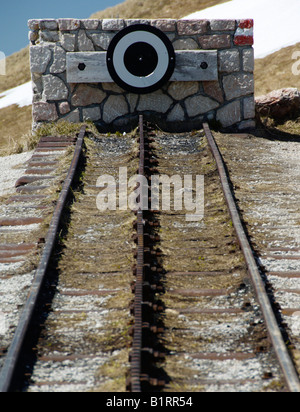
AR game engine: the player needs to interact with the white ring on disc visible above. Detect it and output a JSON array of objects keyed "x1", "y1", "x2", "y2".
[{"x1": 112, "y1": 31, "x2": 170, "y2": 88}]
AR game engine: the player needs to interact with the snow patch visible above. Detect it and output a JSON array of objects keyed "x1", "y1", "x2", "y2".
[
  {"x1": 184, "y1": 0, "x2": 300, "y2": 58},
  {"x1": 0, "y1": 81, "x2": 32, "y2": 110}
]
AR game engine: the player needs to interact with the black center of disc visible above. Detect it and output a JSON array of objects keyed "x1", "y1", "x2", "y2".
[{"x1": 124, "y1": 42, "x2": 159, "y2": 77}]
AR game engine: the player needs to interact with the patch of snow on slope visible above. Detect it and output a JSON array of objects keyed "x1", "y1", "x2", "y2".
[
  {"x1": 0, "y1": 81, "x2": 32, "y2": 110},
  {"x1": 184, "y1": 0, "x2": 300, "y2": 58}
]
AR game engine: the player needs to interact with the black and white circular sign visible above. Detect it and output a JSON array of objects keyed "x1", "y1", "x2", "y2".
[{"x1": 107, "y1": 24, "x2": 176, "y2": 94}]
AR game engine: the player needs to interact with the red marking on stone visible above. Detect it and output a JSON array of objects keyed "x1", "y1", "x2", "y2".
[
  {"x1": 234, "y1": 35, "x2": 254, "y2": 46},
  {"x1": 239, "y1": 19, "x2": 254, "y2": 29}
]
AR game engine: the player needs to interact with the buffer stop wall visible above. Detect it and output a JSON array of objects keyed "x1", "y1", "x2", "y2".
[{"x1": 28, "y1": 18, "x2": 255, "y2": 132}]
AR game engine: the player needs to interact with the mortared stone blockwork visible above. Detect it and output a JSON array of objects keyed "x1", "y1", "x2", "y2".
[{"x1": 28, "y1": 18, "x2": 255, "y2": 132}]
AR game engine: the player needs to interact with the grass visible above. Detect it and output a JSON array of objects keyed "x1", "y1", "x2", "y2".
[
  {"x1": 0, "y1": 116, "x2": 103, "y2": 156},
  {"x1": 34, "y1": 120, "x2": 105, "y2": 139},
  {"x1": 0, "y1": 47, "x2": 31, "y2": 94},
  {"x1": 255, "y1": 42, "x2": 300, "y2": 96},
  {"x1": 90, "y1": 0, "x2": 228, "y2": 19},
  {"x1": 0, "y1": 105, "x2": 32, "y2": 155}
]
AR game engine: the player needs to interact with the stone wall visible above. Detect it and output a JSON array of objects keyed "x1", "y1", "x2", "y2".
[{"x1": 28, "y1": 18, "x2": 255, "y2": 132}]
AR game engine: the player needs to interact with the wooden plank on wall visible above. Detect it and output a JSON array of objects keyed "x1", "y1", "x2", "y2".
[
  {"x1": 67, "y1": 52, "x2": 112, "y2": 83},
  {"x1": 171, "y1": 50, "x2": 218, "y2": 81},
  {"x1": 66, "y1": 50, "x2": 218, "y2": 83}
]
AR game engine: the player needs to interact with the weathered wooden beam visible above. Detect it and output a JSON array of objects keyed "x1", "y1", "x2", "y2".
[
  {"x1": 172, "y1": 50, "x2": 218, "y2": 81},
  {"x1": 67, "y1": 52, "x2": 111, "y2": 83},
  {"x1": 66, "y1": 50, "x2": 218, "y2": 83}
]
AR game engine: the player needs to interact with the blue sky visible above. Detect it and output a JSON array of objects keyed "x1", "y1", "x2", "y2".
[{"x1": 1, "y1": 0, "x2": 121, "y2": 56}]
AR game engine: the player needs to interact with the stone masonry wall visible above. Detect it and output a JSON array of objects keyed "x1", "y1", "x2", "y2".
[{"x1": 28, "y1": 18, "x2": 255, "y2": 132}]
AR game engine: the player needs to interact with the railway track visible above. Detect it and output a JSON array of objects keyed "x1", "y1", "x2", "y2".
[{"x1": 0, "y1": 118, "x2": 299, "y2": 392}]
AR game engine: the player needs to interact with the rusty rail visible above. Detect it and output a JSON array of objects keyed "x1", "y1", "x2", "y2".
[
  {"x1": 203, "y1": 122, "x2": 300, "y2": 393},
  {"x1": 0, "y1": 125, "x2": 86, "y2": 392}
]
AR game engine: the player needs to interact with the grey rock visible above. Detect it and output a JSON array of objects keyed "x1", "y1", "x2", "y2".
[
  {"x1": 243, "y1": 96, "x2": 255, "y2": 120},
  {"x1": 223, "y1": 73, "x2": 254, "y2": 100},
  {"x1": 168, "y1": 82, "x2": 199, "y2": 101},
  {"x1": 50, "y1": 46, "x2": 66, "y2": 74},
  {"x1": 219, "y1": 50, "x2": 240, "y2": 73},
  {"x1": 243, "y1": 49, "x2": 254, "y2": 72},
  {"x1": 255, "y1": 88, "x2": 300, "y2": 120},
  {"x1": 167, "y1": 104, "x2": 185, "y2": 122},
  {"x1": 33, "y1": 102, "x2": 58, "y2": 122},
  {"x1": 216, "y1": 100, "x2": 241, "y2": 127},
  {"x1": 58, "y1": 19, "x2": 80, "y2": 31},
  {"x1": 28, "y1": 20, "x2": 40, "y2": 30},
  {"x1": 30, "y1": 45, "x2": 52, "y2": 74},
  {"x1": 90, "y1": 33, "x2": 115, "y2": 50},
  {"x1": 185, "y1": 95, "x2": 219, "y2": 117},
  {"x1": 210, "y1": 19, "x2": 236, "y2": 31},
  {"x1": 62, "y1": 109, "x2": 80, "y2": 123},
  {"x1": 59, "y1": 101, "x2": 71, "y2": 115},
  {"x1": 43, "y1": 75, "x2": 69, "y2": 101},
  {"x1": 137, "y1": 91, "x2": 172, "y2": 113},
  {"x1": 40, "y1": 20, "x2": 58, "y2": 30},
  {"x1": 61, "y1": 33, "x2": 76, "y2": 52},
  {"x1": 82, "y1": 107, "x2": 101, "y2": 122},
  {"x1": 40, "y1": 30, "x2": 59, "y2": 43},
  {"x1": 78, "y1": 30, "x2": 94, "y2": 52},
  {"x1": 103, "y1": 95, "x2": 128, "y2": 123},
  {"x1": 173, "y1": 38, "x2": 199, "y2": 50},
  {"x1": 102, "y1": 19, "x2": 125, "y2": 31},
  {"x1": 28, "y1": 31, "x2": 39, "y2": 44},
  {"x1": 81, "y1": 19, "x2": 100, "y2": 30}
]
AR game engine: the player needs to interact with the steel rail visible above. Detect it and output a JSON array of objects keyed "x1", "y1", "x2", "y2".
[
  {"x1": 203, "y1": 122, "x2": 300, "y2": 393},
  {"x1": 0, "y1": 125, "x2": 86, "y2": 392}
]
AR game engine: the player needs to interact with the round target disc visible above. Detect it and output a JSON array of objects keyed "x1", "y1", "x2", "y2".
[{"x1": 107, "y1": 24, "x2": 176, "y2": 94}]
